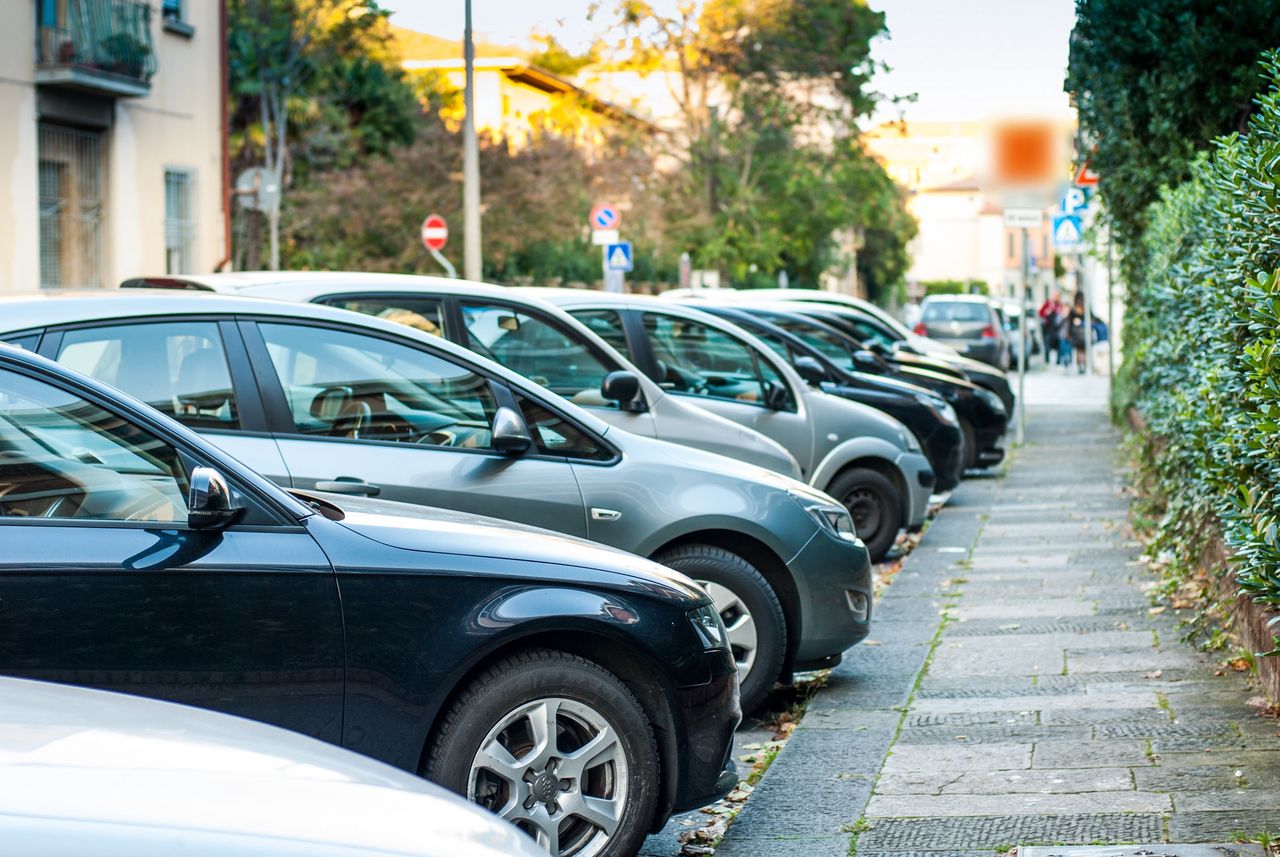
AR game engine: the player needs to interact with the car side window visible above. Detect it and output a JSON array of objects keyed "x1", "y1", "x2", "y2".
[
  {"x1": 3, "y1": 334, "x2": 39, "y2": 351},
  {"x1": 258, "y1": 323, "x2": 498, "y2": 450},
  {"x1": 317, "y1": 296, "x2": 446, "y2": 337},
  {"x1": 0, "y1": 367, "x2": 188, "y2": 523},
  {"x1": 847, "y1": 317, "x2": 897, "y2": 349},
  {"x1": 517, "y1": 396, "x2": 612, "y2": 462},
  {"x1": 55, "y1": 322, "x2": 240, "y2": 431},
  {"x1": 460, "y1": 304, "x2": 616, "y2": 406},
  {"x1": 641, "y1": 312, "x2": 794, "y2": 410},
  {"x1": 569, "y1": 309, "x2": 631, "y2": 357}
]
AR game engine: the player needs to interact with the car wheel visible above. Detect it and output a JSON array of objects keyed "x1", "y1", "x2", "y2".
[
  {"x1": 425, "y1": 649, "x2": 658, "y2": 857},
  {"x1": 828, "y1": 467, "x2": 902, "y2": 563},
  {"x1": 654, "y1": 544, "x2": 785, "y2": 714},
  {"x1": 960, "y1": 417, "x2": 978, "y2": 471}
]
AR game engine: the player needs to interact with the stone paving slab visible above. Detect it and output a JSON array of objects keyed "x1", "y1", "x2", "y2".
[
  {"x1": 865, "y1": 790, "x2": 1173, "y2": 818},
  {"x1": 857, "y1": 813, "x2": 1166, "y2": 850},
  {"x1": 875, "y1": 767, "x2": 1135, "y2": 795},
  {"x1": 1021, "y1": 846, "x2": 1266, "y2": 857}
]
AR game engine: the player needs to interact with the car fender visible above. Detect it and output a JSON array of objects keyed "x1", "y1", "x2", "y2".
[
  {"x1": 630, "y1": 512, "x2": 807, "y2": 567},
  {"x1": 808, "y1": 436, "x2": 908, "y2": 495}
]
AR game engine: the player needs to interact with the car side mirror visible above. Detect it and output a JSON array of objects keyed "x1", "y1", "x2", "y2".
[
  {"x1": 188, "y1": 467, "x2": 244, "y2": 531},
  {"x1": 491, "y1": 405, "x2": 533, "y2": 455},
  {"x1": 792, "y1": 356, "x2": 827, "y2": 387},
  {"x1": 600, "y1": 370, "x2": 644, "y2": 411},
  {"x1": 762, "y1": 380, "x2": 789, "y2": 411},
  {"x1": 853, "y1": 350, "x2": 881, "y2": 370},
  {"x1": 867, "y1": 341, "x2": 892, "y2": 357}
]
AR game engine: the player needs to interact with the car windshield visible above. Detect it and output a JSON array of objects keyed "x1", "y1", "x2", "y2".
[
  {"x1": 922, "y1": 302, "x2": 990, "y2": 323},
  {"x1": 768, "y1": 318, "x2": 856, "y2": 371}
]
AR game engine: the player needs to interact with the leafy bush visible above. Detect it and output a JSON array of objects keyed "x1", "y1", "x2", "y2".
[
  {"x1": 1122, "y1": 54, "x2": 1280, "y2": 654},
  {"x1": 921, "y1": 279, "x2": 988, "y2": 297}
]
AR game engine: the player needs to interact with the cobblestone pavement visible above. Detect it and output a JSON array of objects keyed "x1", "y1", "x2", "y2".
[{"x1": 707, "y1": 377, "x2": 1280, "y2": 857}]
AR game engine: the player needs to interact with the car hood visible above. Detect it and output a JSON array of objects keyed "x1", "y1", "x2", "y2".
[
  {"x1": 0, "y1": 677, "x2": 542, "y2": 857},
  {"x1": 304, "y1": 492, "x2": 707, "y2": 603}
]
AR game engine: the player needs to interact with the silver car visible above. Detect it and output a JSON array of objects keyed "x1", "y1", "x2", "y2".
[
  {"x1": 0, "y1": 292, "x2": 870, "y2": 713},
  {"x1": 532, "y1": 291, "x2": 935, "y2": 562},
  {"x1": 121, "y1": 273, "x2": 802, "y2": 479},
  {"x1": 0, "y1": 677, "x2": 544, "y2": 857}
]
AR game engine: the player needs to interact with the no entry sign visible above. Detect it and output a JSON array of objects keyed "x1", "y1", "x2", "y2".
[
  {"x1": 589, "y1": 203, "x2": 620, "y2": 231},
  {"x1": 421, "y1": 214, "x2": 448, "y2": 251}
]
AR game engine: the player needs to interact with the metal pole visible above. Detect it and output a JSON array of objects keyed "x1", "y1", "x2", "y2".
[
  {"x1": 430, "y1": 248, "x2": 457, "y2": 279},
  {"x1": 1081, "y1": 253, "x2": 1094, "y2": 375},
  {"x1": 1017, "y1": 226, "x2": 1028, "y2": 445},
  {"x1": 462, "y1": 0, "x2": 482, "y2": 281},
  {"x1": 1106, "y1": 232, "x2": 1116, "y2": 390}
]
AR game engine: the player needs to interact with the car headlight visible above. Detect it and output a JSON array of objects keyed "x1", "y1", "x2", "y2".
[
  {"x1": 688, "y1": 603, "x2": 730, "y2": 650},
  {"x1": 915, "y1": 393, "x2": 959, "y2": 427},
  {"x1": 898, "y1": 426, "x2": 922, "y2": 453},
  {"x1": 974, "y1": 387, "x2": 1006, "y2": 416},
  {"x1": 805, "y1": 502, "x2": 859, "y2": 542}
]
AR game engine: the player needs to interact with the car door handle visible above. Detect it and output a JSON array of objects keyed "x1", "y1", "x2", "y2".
[
  {"x1": 590, "y1": 508, "x2": 622, "y2": 521},
  {"x1": 314, "y1": 478, "x2": 381, "y2": 497}
]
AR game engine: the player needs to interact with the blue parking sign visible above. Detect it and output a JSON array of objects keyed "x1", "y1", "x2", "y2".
[{"x1": 606, "y1": 242, "x2": 633, "y2": 272}]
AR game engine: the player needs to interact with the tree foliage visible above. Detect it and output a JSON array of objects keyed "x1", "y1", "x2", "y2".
[
  {"x1": 1120, "y1": 54, "x2": 1280, "y2": 655},
  {"x1": 1065, "y1": 0, "x2": 1280, "y2": 265}
]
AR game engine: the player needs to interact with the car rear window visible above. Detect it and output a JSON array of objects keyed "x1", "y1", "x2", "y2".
[{"x1": 922, "y1": 302, "x2": 990, "y2": 323}]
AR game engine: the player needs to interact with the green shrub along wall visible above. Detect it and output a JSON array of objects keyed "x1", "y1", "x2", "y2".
[{"x1": 1118, "y1": 55, "x2": 1280, "y2": 659}]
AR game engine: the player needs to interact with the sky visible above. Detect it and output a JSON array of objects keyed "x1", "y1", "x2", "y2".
[{"x1": 389, "y1": 0, "x2": 1077, "y2": 124}]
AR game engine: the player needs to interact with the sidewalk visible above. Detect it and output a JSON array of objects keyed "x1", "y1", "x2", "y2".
[{"x1": 713, "y1": 372, "x2": 1280, "y2": 856}]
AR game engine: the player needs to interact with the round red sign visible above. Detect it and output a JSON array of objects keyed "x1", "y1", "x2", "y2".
[{"x1": 421, "y1": 214, "x2": 448, "y2": 251}]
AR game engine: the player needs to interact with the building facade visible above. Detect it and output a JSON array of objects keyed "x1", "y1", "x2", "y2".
[{"x1": 0, "y1": 0, "x2": 225, "y2": 293}]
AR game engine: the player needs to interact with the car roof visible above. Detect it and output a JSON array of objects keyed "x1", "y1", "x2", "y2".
[
  {"x1": 0, "y1": 291, "x2": 613, "y2": 436},
  {"x1": 920, "y1": 294, "x2": 993, "y2": 304},
  {"x1": 122, "y1": 271, "x2": 467, "y2": 292},
  {"x1": 0, "y1": 677, "x2": 539, "y2": 856}
]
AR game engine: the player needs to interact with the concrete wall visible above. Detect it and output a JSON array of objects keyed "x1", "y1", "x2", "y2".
[{"x1": 0, "y1": 3, "x2": 224, "y2": 293}]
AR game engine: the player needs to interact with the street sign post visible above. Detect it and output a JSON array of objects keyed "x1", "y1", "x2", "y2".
[
  {"x1": 590, "y1": 203, "x2": 624, "y2": 292},
  {"x1": 1074, "y1": 160, "x2": 1100, "y2": 187},
  {"x1": 591, "y1": 229, "x2": 619, "y2": 246},
  {"x1": 420, "y1": 214, "x2": 456, "y2": 278},
  {"x1": 1003, "y1": 208, "x2": 1043, "y2": 229},
  {"x1": 589, "y1": 203, "x2": 621, "y2": 231},
  {"x1": 605, "y1": 242, "x2": 633, "y2": 272},
  {"x1": 1052, "y1": 214, "x2": 1084, "y2": 254}
]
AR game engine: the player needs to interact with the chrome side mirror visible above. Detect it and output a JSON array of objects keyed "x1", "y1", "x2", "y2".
[
  {"x1": 188, "y1": 467, "x2": 244, "y2": 531},
  {"x1": 491, "y1": 406, "x2": 533, "y2": 455}
]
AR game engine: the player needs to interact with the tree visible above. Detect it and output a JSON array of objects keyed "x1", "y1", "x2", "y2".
[
  {"x1": 1065, "y1": 0, "x2": 1280, "y2": 267},
  {"x1": 228, "y1": 0, "x2": 416, "y2": 269}
]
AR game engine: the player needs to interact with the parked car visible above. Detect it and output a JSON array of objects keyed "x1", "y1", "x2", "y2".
[
  {"x1": 914, "y1": 295, "x2": 1012, "y2": 371},
  {"x1": 0, "y1": 676, "x2": 545, "y2": 857},
  {"x1": 768, "y1": 300, "x2": 1017, "y2": 415},
  {"x1": 717, "y1": 305, "x2": 1008, "y2": 471},
  {"x1": 688, "y1": 303, "x2": 966, "y2": 492},
  {"x1": 0, "y1": 292, "x2": 870, "y2": 713},
  {"x1": 529, "y1": 291, "x2": 936, "y2": 562},
  {"x1": 120, "y1": 273, "x2": 802, "y2": 479},
  {"x1": 0, "y1": 341, "x2": 742, "y2": 857},
  {"x1": 663, "y1": 287, "x2": 962, "y2": 360}
]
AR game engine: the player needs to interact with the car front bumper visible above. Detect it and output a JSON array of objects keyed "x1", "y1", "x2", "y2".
[
  {"x1": 668, "y1": 649, "x2": 741, "y2": 815},
  {"x1": 922, "y1": 423, "x2": 964, "y2": 492},
  {"x1": 897, "y1": 451, "x2": 934, "y2": 529},
  {"x1": 788, "y1": 530, "x2": 873, "y2": 664}
]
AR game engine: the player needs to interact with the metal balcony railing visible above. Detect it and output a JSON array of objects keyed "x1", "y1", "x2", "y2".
[{"x1": 36, "y1": 0, "x2": 157, "y2": 96}]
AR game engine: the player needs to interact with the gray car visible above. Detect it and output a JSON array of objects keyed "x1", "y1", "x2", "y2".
[
  {"x1": 0, "y1": 677, "x2": 543, "y2": 857},
  {"x1": 0, "y1": 292, "x2": 869, "y2": 712},
  {"x1": 530, "y1": 291, "x2": 935, "y2": 562},
  {"x1": 916, "y1": 295, "x2": 1012, "y2": 370},
  {"x1": 121, "y1": 273, "x2": 802, "y2": 479}
]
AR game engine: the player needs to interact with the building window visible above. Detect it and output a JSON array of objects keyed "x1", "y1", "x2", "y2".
[
  {"x1": 165, "y1": 170, "x2": 195, "y2": 274},
  {"x1": 162, "y1": 0, "x2": 183, "y2": 21},
  {"x1": 38, "y1": 123, "x2": 104, "y2": 289}
]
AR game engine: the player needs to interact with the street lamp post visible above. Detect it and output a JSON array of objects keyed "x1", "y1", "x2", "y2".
[{"x1": 462, "y1": 0, "x2": 481, "y2": 281}]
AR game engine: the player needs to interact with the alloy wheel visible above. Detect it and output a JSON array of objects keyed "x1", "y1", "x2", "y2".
[
  {"x1": 844, "y1": 486, "x2": 884, "y2": 543},
  {"x1": 468, "y1": 697, "x2": 627, "y2": 857},
  {"x1": 698, "y1": 580, "x2": 759, "y2": 684}
]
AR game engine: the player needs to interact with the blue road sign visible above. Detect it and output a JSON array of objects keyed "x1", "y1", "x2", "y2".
[
  {"x1": 1057, "y1": 185, "x2": 1091, "y2": 216},
  {"x1": 605, "y1": 242, "x2": 633, "y2": 272},
  {"x1": 1052, "y1": 214, "x2": 1084, "y2": 252}
]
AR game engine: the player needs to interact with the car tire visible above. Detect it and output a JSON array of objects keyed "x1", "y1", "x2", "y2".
[
  {"x1": 828, "y1": 467, "x2": 902, "y2": 563},
  {"x1": 960, "y1": 417, "x2": 978, "y2": 471},
  {"x1": 425, "y1": 649, "x2": 658, "y2": 857},
  {"x1": 654, "y1": 544, "x2": 785, "y2": 714}
]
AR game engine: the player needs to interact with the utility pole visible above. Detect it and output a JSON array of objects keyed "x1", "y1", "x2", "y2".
[
  {"x1": 1106, "y1": 231, "x2": 1116, "y2": 390},
  {"x1": 1081, "y1": 253, "x2": 1093, "y2": 375},
  {"x1": 462, "y1": 0, "x2": 482, "y2": 281},
  {"x1": 1017, "y1": 226, "x2": 1028, "y2": 445}
]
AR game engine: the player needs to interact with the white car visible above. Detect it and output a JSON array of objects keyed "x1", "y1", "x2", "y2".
[{"x1": 0, "y1": 677, "x2": 543, "y2": 857}]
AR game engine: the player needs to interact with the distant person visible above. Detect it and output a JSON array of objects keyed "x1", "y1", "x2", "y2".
[
  {"x1": 1038, "y1": 293, "x2": 1063, "y2": 365},
  {"x1": 1068, "y1": 292, "x2": 1088, "y2": 374}
]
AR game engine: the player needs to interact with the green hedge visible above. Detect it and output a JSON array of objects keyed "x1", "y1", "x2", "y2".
[
  {"x1": 1119, "y1": 54, "x2": 1280, "y2": 654},
  {"x1": 920, "y1": 279, "x2": 988, "y2": 296}
]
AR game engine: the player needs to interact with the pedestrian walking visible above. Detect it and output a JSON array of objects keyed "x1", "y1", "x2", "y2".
[
  {"x1": 1039, "y1": 293, "x2": 1062, "y2": 366},
  {"x1": 1069, "y1": 291, "x2": 1088, "y2": 374}
]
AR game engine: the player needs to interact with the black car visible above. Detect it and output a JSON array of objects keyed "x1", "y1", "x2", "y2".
[
  {"x1": 694, "y1": 305, "x2": 966, "y2": 492},
  {"x1": 788, "y1": 303, "x2": 1017, "y2": 415},
  {"x1": 724, "y1": 306, "x2": 1007, "y2": 471},
  {"x1": 0, "y1": 343, "x2": 740, "y2": 857}
]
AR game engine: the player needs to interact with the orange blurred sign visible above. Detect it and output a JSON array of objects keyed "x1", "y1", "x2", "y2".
[
  {"x1": 1074, "y1": 160, "x2": 1100, "y2": 187},
  {"x1": 993, "y1": 122, "x2": 1058, "y2": 185}
]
